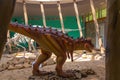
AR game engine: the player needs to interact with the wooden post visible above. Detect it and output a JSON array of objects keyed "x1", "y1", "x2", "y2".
[
  {"x1": 23, "y1": 0, "x2": 28, "y2": 25},
  {"x1": 98, "y1": 9, "x2": 100, "y2": 18},
  {"x1": 40, "y1": 2, "x2": 46, "y2": 27},
  {"x1": 106, "y1": 0, "x2": 120, "y2": 80},
  {"x1": 87, "y1": 13, "x2": 90, "y2": 22},
  {"x1": 7, "y1": 30, "x2": 12, "y2": 53},
  {"x1": 100, "y1": 8, "x2": 102, "y2": 18},
  {"x1": 73, "y1": 0, "x2": 83, "y2": 37},
  {"x1": 90, "y1": 0, "x2": 104, "y2": 53},
  {"x1": 0, "y1": 0, "x2": 16, "y2": 59},
  {"x1": 57, "y1": 1, "x2": 65, "y2": 33},
  {"x1": 91, "y1": 13, "x2": 93, "y2": 21},
  {"x1": 23, "y1": 0, "x2": 32, "y2": 52}
]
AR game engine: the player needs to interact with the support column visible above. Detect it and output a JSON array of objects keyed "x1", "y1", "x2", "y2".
[
  {"x1": 23, "y1": 0, "x2": 32, "y2": 52},
  {"x1": 23, "y1": 0, "x2": 28, "y2": 25},
  {"x1": 98, "y1": 9, "x2": 100, "y2": 18},
  {"x1": 57, "y1": 1, "x2": 65, "y2": 33},
  {"x1": 90, "y1": 0, "x2": 104, "y2": 53},
  {"x1": 40, "y1": 2, "x2": 46, "y2": 27},
  {"x1": 100, "y1": 8, "x2": 103, "y2": 18},
  {"x1": 106, "y1": 0, "x2": 120, "y2": 79},
  {"x1": 0, "y1": 0, "x2": 16, "y2": 59},
  {"x1": 73, "y1": 0, "x2": 83, "y2": 37},
  {"x1": 7, "y1": 30, "x2": 12, "y2": 53}
]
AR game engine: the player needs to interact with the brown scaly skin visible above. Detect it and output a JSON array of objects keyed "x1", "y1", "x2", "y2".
[{"x1": 8, "y1": 22, "x2": 94, "y2": 77}]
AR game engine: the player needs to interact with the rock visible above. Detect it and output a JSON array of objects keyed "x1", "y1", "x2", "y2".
[
  {"x1": 28, "y1": 76, "x2": 36, "y2": 80},
  {"x1": 28, "y1": 69, "x2": 96, "y2": 80},
  {"x1": 81, "y1": 71, "x2": 88, "y2": 78},
  {"x1": 1, "y1": 63, "x2": 9, "y2": 70},
  {"x1": 8, "y1": 65, "x2": 15, "y2": 70},
  {"x1": 16, "y1": 58, "x2": 26, "y2": 64},
  {"x1": 15, "y1": 64, "x2": 24, "y2": 69},
  {"x1": 49, "y1": 75, "x2": 60, "y2": 80},
  {"x1": 86, "y1": 69, "x2": 96, "y2": 75},
  {"x1": 81, "y1": 69, "x2": 88, "y2": 78},
  {"x1": 81, "y1": 69, "x2": 96, "y2": 78},
  {"x1": 74, "y1": 71, "x2": 82, "y2": 79},
  {"x1": 0, "y1": 67, "x2": 5, "y2": 72},
  {"x1": 23, "y1": 63, "x2": 31, "y2": 68}
]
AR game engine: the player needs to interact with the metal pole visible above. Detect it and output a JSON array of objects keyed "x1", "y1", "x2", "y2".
[
  {"x1": 40, "y1": 2, "x2": 46, "y2": 27},
  {"x1": 73, "y1": 0, "x2": 83, "y2": 37},
  {"x1": 57, "y1": 1, "x2": 65, "y2": 33}
]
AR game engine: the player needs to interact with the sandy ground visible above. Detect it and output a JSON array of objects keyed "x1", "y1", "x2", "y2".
[{"x1": 0, "y1": 51, "x2": 105, "y2": 80}]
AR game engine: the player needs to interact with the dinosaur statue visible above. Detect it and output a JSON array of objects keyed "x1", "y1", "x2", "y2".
[{"x1": 8, "y1": 22, "x2": 94, "y2": 77}]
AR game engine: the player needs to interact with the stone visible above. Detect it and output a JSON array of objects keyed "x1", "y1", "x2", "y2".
[
  {"x1": 8, "y1": 65, "x2": 15, "y2": 70},
  {"x1": 23, "y1": 63, "x2": 31, "y2": 68},
  {"x1": 15, "y1": 64, "x2": 24, "y2": 69}
]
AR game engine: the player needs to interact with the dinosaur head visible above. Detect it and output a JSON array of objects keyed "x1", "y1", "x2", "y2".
[{"x1": 74, "y1": 37, "x2": 94, "y2": 52}]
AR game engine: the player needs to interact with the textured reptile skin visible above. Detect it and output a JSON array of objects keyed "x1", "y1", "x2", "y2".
[{"x1": 9, "y1": 22, "x2": 94, "y2": 77}]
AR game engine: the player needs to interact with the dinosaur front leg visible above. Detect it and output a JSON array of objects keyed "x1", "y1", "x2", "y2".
[
  {"x1": 32, "y1": 49, "x2": 52, "y2": 76},
  {"x1": 55, "y1": 55, "x2": 74, "y2": 77}
]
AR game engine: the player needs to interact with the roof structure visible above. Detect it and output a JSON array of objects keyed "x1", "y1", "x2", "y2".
[{"x1": 13, "y1": 0, "x2": 106, "y2": 17}]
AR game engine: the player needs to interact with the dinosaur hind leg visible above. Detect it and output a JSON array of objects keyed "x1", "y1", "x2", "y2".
[
  {"x1": 32, "y1": 49, "x2": 52, "y2": 76},
  {"x1": 55, "y1": 55, "x2": 74, "y2": 77}
]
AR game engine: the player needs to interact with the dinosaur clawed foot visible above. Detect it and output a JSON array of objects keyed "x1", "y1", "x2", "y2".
[{"x1": 32, "y1": 70, "x2": 50, "y2": 76}]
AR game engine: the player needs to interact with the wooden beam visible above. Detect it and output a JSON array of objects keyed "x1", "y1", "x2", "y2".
[
  {"x1": 40, "y1": 2, "x2": 46, "y2": 27},
  {"x1": 23, "y1": 0, "x2": 28, "y2": 25},
  {"x1": 0, "y1": 0, "x2": 16, "y2": 59},
  {"x1": 106, "y1": 0, "x2": 120, "y2": 79},
  {"x1": 98, "y1": 9, "x2": 100, "y2": 18},
  {"x1": 85, "y1": 17, "x2": 106, "y2": 23},
  {"x1": 73, "y1": 0, "x2": 83, "y2": 37},
  {"x1": 57, "y1": 1, "x2": 65, "y2": 33},
  {"x1": 100, "y1": 8, "x2": 102, "y2": 18},
  {"x1": 88, "y1": 13, "x2": 90, "y2": 22},
  {"x1": 90, "y1": 0, "x2": 104, "y2": 53},
  {"x1": 23, "y1": 0, "x2": 33, "y2": 52}
]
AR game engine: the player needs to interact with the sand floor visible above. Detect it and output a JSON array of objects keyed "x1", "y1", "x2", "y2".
[{"x1": 0, "y1": 52, "x2": 105, "y2": 80}]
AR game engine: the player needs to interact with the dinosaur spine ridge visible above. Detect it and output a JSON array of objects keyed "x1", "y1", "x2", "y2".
[{"x1": 9, "y1": 23, "x2": 78, "y2": 61}]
